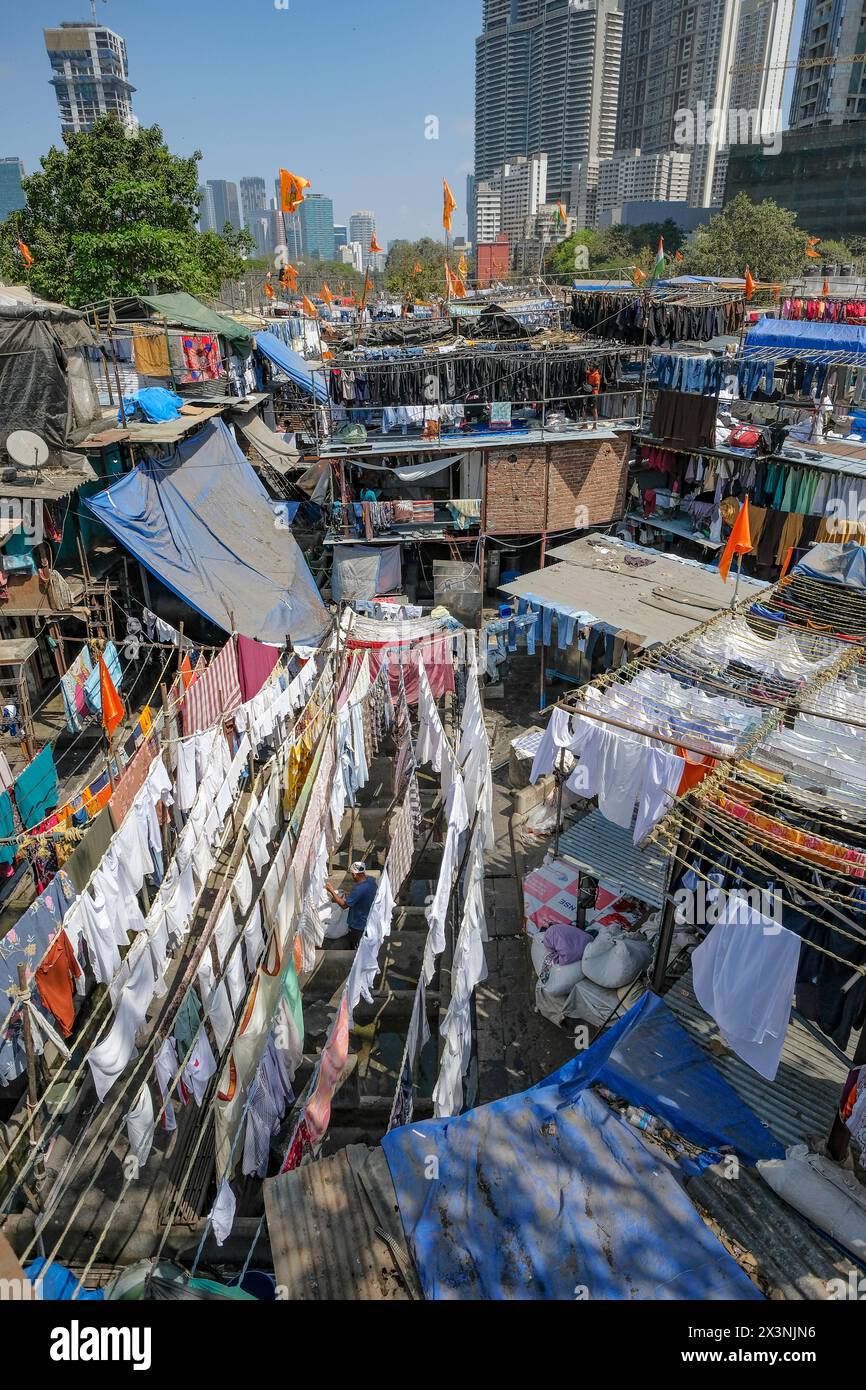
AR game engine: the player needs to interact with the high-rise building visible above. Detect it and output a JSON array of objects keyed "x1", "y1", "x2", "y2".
[
  {"x1": 340, "y1": 242, "x2": 364, "y2": 272},
  {"x1": 348, "y1": 211, "x2": 377, "y2": 268},
  {"x1": 43, "y1": 20, "x2": 137, "y2": 136},
  {"x1": 207, "y1": 180, "x2": 242, "y2": 234},
  {"x1": 333, "y1": 225, "x2": 348, "y2": 252},
  {"x1": 474, "y1": 0, "x2": 624, "y2": 205},
  {"x1": 0, "y1": 159, "x2": 26, "y2": 224},
  {"x1": 473, "y1": 178, "x2": 503, "y2": 244},
  {"x1": 240, "y1": 177, "x2": 267, "y2": 229},
  {"x1": 499, "y1": 154, "x2": 548, "y2": 260},
  {"x1": 197, "y1": 184, "x2": 216, "y2": 233},
  {"x1": 592, "y1": 148, "x2": 692, "y2": 224},
  {"x1": 789, "y1": 0, "x2": 866, "y2": 127},
  {"x1": 299, "y1": 194, "x2": 335, "y2": 260},
  {"x1": 240, "y1": 177, "x2": 271, "y2": 258},
  {"x1": 615, "y1": 0, "x2": 794, "y2": 207}
]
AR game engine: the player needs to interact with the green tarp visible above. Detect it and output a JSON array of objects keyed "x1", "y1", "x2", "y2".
[{"x1": 139, "y1": 292, "x2": 253, "y2": 358}]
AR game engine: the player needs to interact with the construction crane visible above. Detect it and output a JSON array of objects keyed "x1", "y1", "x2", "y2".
[
  {"x1": 90, "y1": 0, "x2": 108, "y2": 24},
  {"x1": 731, "y1": 52, "x2": 865, "y2": 74}
]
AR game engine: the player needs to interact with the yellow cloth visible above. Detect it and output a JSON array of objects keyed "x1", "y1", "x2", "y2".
[{"x1": 132, "y1": 331, "x2": 170, "y2": 377}]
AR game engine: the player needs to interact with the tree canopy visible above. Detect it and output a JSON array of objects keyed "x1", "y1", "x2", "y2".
[
  {"x1": 384, "y1": 237, "x2": 463, "y2": 300},
  {"x1": 0, "y1": 115, "x2": 252, "y2": 306},
  {"x1": 545, "y1": 220, "x2": 687, "y2": 279},
  {"x1": 680, "y1": 194, "x2": 812, "y2": 281}
]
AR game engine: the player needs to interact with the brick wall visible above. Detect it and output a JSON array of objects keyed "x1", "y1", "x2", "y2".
[{"x1": 484, "y1": 435, "x2": 630, "y2": 536}]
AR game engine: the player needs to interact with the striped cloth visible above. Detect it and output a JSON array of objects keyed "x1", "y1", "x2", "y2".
[{"x1": 183, "y1": 637, "x2": 242, "y2": 735}]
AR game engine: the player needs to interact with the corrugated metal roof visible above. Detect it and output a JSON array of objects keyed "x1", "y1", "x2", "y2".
[
  {"x1": 263, "y1": 1144, "x2": 421, "y2": 1301},
  {"x1": 666, "y1": 970, "x2": 850, "y2": 1150},
  {"x1": 502, "y1": 536, "x2": 767, "y2": 646},
  {"x1": 686, "y1": 1163, "x2": 853, "y2": 1299},
  {"x1": 558, "y1": 808, "x2": 669, "y2": 907}
]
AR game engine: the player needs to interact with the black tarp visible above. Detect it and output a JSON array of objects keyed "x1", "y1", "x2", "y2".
[{"x1": 0, "y1": 303, "x2": 97, "y2": 451}]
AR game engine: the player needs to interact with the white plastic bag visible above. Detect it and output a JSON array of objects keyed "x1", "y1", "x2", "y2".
[{"x1": 582, "y1": 932, "x2": 653, "y2": 989}]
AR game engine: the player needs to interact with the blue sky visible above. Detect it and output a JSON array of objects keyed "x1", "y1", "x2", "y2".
[
  {"x1": 1, "y1": 0, "x2": 479, "y2": 241},
  {"x1": 2, "y1": 0, "x2": 806, "y2": 241}
]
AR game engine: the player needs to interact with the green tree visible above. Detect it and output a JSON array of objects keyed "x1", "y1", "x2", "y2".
[
  {"x1": 384, "y1": 237, "x2": 462, "y2": 301},
  {"x1": 681, "y1": 193, "x2": 812, "y2": 281},
  {"x1": 0, "y1": 115, "x2": 253, "y2": 305}
]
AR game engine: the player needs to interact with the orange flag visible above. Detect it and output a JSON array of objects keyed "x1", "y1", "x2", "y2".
[
  {"x1": 263, "y1": 280, "x2": 275, "y2": 299},
  {"x1": 364, "y1": 273, "x2": 374, "y2": 295},
  {"x1": 321, "y1": 282, "x2": 334, "y2": 305},
  {"x1": 822, "y1": 276, "x2": 830, "y2": 297},
  {"x1": 443, "y1": 179, "x2": 457, "y2": 234},
  {"x1": 280, "y1": 263, "x2": 299, "y2": 292},
  {"x1": 458, "y1": 252, "x2": 468, "y2": 278},
  {"x1": 719, "y1": 498, "x2": 753, "y2": 584},
  {"x1": 18, "y1": 240, "x2": 33, "y2": 268},
  {"x1": 98, "y1": 654, "x2": 124, "y2": 739},
  {"x1": 370, "y1": 233, "x2": 382, "y2": 255},
  {"x1": 302, "y1": 294, "x2": 319, "y2": 318},
  {"x1": 279, "y1": 169, "x2": 310, "y2": 214},
  {"x1": 180, "y1": 653, "x2": 194, "y2": 691},
  {"x1": 744, "y1": 266, "x2": 755, "y2": 301},
  {"x1": 805, "y1": 236, "x2": 821, "y2": 260},
  {"x1": 412, "y1": 261, "x2": 423, "y2": 276},
  {"x1": 633, "y1": 267, "x2": 646, "y2": 285}
]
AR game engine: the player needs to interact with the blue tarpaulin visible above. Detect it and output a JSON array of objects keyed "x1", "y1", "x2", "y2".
[
  {"x1": 86, "y1": 418, "x2": 329, "y2": 645},
  {"x1": 255, "y1": 332, "x2": 330, "y2": 404},
  {"x1": 792, "y1": 541, "x2": 866, "y2": 589},
  {"x1": 382, "y1": 995, "x2": 777, "y2": 1300},
  {"x1": 744, "y1": 316, "x2": 866, "y2": 364}
]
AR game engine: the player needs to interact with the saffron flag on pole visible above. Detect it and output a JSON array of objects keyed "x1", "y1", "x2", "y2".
[
  {"x1": 263, "y1": 280, "x2": 274, "y2": 300},
  {"x1": 18, "y1": 240, "x2": 33, "y2": 268},
  {"x1": 633, "y1": 267, "x2": 646, "y2": 286},
  {"x1": 321, "y1": 282, "x2": 334, "y2": 305},
  {"x1": 280, "y1": 263, "x2": 299, "y2": 292},
  {"x1": 279, "y1": 170, "x2": 310, "y2": 214},
  {"x1": 412, "y1": 261, "x2": 423, "y2": 276},
  {"x1": 443, "y1": 179, "x2": 457, "y2": 235},
  {"x1": 370, "y1": 233, "x2": 382, "y2": 255},
  {"x1": 805, "y1": 236, "x2": 821, "y2": 260},
  {"x1": 457, "y1": 252, "x2": 468, "y2": 278},
  {"x1": 822, "y1": 276, "x2": 830, "y2": 297},
  {"x1": 744, "y1": 266, "x2": 755, "y2": 301},
  {"x1": 302, "y1": 294, "x2": 320, "y2": 319},
  {"x1": 718, "y1": 498, "x2": 753, "y2": 584}
]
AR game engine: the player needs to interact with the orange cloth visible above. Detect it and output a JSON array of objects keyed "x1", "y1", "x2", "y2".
[
  {"x1": 719, "y1": 497, "x2": 753, "y2": 583},
  {"x1": 443, "y1": 179, "x2": 457, "y2": 234},
  {"x1": 180, "y1": 655, "x2": 194, "y2": 691},
  {"x1": 676, "y1": 748, "x2": 716, "y2": 795},
  {"x1": 744, "y1": 266, "x2": 755, "y2": 300},
  {"x1": 18, "y1": 240, "x2": 33, "y2": 268},
  {"x1": 263, "y1": 281, "x2": 275, "y2": 299},
  {"x1": 320, "y1": 282, "x2": 334, "y2": 305},
  {"x1": 302, "y1": 295, "x2": 319, "y2": 319},
  {"x1": 98, "y1": 654, "x2": 124, "y2": 739},
  {"x1": 370, "y1": 234, "x2": 382, "y2": 254},
  {"x1": 36, "y1": 931, "x2": 81, "y2": 1037},
  {"x1": 279, "y1": 169, "x2": 310, "y2": 214}
]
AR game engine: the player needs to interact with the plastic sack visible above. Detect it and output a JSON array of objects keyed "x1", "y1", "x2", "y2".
[
  {"x1": 530, "y1": 932, "x2": 586, "y2": 998},
  {"x1": 582, "y1": 932, "x2": 653, "y2": 989},
  {"x1": 758, "y1": 1145, "x2": 866, "y2": 1261},
  {"x1": 559, "y1": 975, "x2": 630, "y2": 1026}
]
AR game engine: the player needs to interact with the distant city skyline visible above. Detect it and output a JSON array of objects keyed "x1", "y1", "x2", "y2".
[{"x1": 3, "y1": 0, "x2": 477, "y2": 243}]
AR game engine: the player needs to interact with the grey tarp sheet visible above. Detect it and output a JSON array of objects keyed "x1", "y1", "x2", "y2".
[
  {"x1": 346, "y1": 454, "x2": 464, "y2": 483},
  {"x1": 86, "y1": 417, "x2": 329, "y2": 644},
  {"x1": 331, "y1": 544, "x2": 402, "y2": 601},
  {"x1": 235, "y1": 411, "x2": 300, "y2": 474}
]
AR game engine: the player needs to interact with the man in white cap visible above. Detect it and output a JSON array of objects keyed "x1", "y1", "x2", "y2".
[{"x1": 325, "y1": 862, "x2": 376, "y2": 945}]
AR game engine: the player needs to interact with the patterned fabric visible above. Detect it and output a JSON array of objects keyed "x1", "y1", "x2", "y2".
[{"x1": 183, "y1": 637, "x2": 243, "y2": 736}]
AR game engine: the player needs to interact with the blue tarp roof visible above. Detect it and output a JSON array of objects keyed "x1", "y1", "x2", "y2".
[
  {"x1": 793, "y1": 540, "x2": 866, "y2": 588},
  {"x1": 255, "y1": 331, "x2": 329, "y2": 404},
  {"x1": 744, "y1": 315, "x2": 866, "y2": 364},
  {"x1": 86, "y1": 418, "x2": 329, "y2": 645},
  {"x1": 382, "y1": 994, "x2": 774, "y2": 1300}
]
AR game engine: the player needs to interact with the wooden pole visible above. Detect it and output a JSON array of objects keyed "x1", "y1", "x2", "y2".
[{"x1": 18, "y1": 964, "x2": 45, "y2": 1195}]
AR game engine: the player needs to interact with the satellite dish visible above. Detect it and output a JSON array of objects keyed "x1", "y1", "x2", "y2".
[{"x1": 6, "y1": 431, "x2": 49, "y2": 470}]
